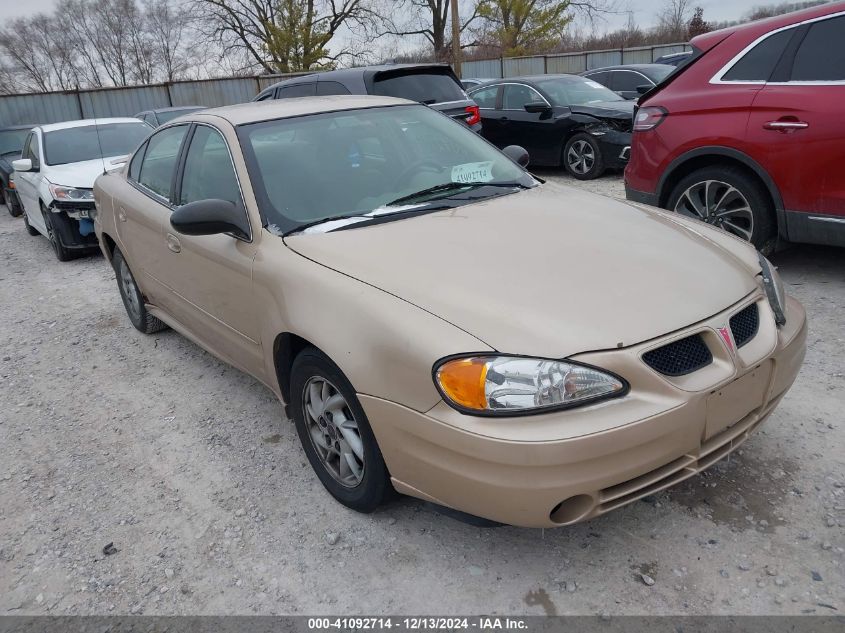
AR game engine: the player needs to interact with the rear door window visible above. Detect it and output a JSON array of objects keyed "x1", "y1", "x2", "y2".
[
  {"x1": 584, "y1": 71, "x2": 611, "y2": 87},
  {"x1": 722, "y1": 28, "x2": 794, "y2": 81},
  {"x1": 612, "y1": 71, "x2": 649, "y2": 92},
  {"x1": 136, "y1": 125, "x2": 188, "y2": 201},
  {"x1": 371, "y1": 70, "x2": 465, "y2": 104},
  {"x1": 790, "y1": 15, "x2": 845, "y2": 81},
  {"x1": 469, "y1": 85, "x2": 498, "y2": 109},
  {"x1": 277, "y1": 83, "x2": 316, "y2": 98},
  {"x1": 316, "y1": 81, "x2": 351, "y2": 96}
]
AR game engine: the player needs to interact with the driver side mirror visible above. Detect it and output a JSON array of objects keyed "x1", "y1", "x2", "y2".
[
  {"x1": 524, "y1": 101, "x2": 550, "y2": 114},
  {"x1": 170, "y1": 199, "x2": 250, "y2": 240},
  {"x1": 12, "y1": 158, "x2": 35, "y2": 172},
  {"x1": 502, "y1": 145, "x2": 530, "y2": 168},
  {"x1": 636, "y1": 84, "x2": 652, "y2": 95}
]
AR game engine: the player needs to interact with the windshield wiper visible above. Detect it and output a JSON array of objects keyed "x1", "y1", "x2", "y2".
[
  {"x1": 283, "y1": 213, "x2": 372, "y2": 236},
  {"x1": 386, "y1": 181, "x2": 527, "y2": 207}
]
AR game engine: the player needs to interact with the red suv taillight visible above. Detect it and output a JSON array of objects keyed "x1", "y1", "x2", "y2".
[
  {"x1": 633, "y1": 106, "x2": 667, "y2": 131},
  {"x1": 465, "y1": 105, "x2": 481, "y2": 126}
]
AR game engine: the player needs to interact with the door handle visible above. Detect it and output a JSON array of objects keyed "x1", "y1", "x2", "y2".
[
  {"x1": 763, "y1": 120, "x2": 809, "y2": 131},
  {"x1": 118, "y1": 207, "x2": 127, "y2": 222},
  {"x1": 499, "y1": 116, "x2": 509, "y2": 123},
  {"x1": 166, "y1": 233, "x2": 181, "y2": 253}
]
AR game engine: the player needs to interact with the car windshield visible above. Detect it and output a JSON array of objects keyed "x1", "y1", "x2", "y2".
[
  {"x1": 537, "y1": 76, "x2": 625, "y2": 105},
  {"x1": 0, "y1": 129, "x2": 30, "y2": 156},
  {"x1": 238, "y1": 104, "x2": 535, "y2": 234},
  {"x1": 371, "y1": 70, "x2": 466, "y2": 104},
  {"x1": 157, "y1": 108, "x2": 202, "y2": 124},
  {"x1": 43, "y1": 122, "x2": 150, "y2": 166}
]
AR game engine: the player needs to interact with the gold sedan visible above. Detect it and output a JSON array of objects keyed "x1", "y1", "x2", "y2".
[{"x1": 93, "y1": 96, "x2": 806, "y2": 527}]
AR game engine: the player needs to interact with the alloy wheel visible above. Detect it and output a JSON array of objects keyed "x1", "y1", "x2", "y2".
[
  {"x1": 673, "y1": 179, "x2": 754, "y2": 241},
  {"x1": 302, "y1": 377, "x2": 365, "y2": 488},
  {"x1": 566, "y1": 140, "x2": 595, "y2": 175}
]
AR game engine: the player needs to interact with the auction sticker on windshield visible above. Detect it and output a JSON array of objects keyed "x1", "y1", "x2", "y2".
[{"x1": 451, "y1": 161, "x2": 494, "y2": 184}]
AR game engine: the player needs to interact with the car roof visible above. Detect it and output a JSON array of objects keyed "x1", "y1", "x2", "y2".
[
  {"x1": 152, "y1": 106, "x2": 206, "y2": 114},
  {"x1": 38, "y1": 118, "x2": 147, "y2": 133},
  {"x1": 192, "y1": 95, "x2": 415, "y2": 126},
  {"x1": 475, "y1": 74, "x2": 590, "y2": 85},
  {"x1": 584, "y1": 64, "x2": 671, "y2": 73},
  {"x1": 260, "y1": 63, "x2": 455, "y2": 91}
]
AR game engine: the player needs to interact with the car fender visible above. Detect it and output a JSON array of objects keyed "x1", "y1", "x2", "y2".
[
  {"x1": 255, "y1": 235, "x2": 493, "y2": 414},
  {"x1": 657, "y1": 145, "x2": 787, "y2": 238}
]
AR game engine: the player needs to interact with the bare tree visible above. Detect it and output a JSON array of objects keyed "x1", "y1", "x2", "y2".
[
  {"x1": 382, "y1": 0, "x2": 483, "y2": 61},
  {"x1": 145, "y1": 0, "x2": 191, "y2": 81},
  {"x1": 656, "y1": 0, "x2": 693, "y2": 41},
  {"x1": 193, "y1": 0, "x2": 383, "y2": 73}
]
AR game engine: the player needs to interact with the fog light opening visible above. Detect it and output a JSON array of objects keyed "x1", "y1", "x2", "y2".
[{"x1": 550, "y1": 494, "x2": 595, "y2": 524}]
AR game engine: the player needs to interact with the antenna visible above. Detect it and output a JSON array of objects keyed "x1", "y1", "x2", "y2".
[{"x1": 93, "y1": 118, "x2": 107, "y2": 175}]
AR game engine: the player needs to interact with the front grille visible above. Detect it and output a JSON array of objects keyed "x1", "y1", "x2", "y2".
[
  {"x1": 730, "y1": 303, "x2": 759, "y2": 349},
  {"x1": 643, "y1": 334, "x2": 713, "y2": 376}
]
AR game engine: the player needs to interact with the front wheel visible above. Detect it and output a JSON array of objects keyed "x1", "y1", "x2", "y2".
[
  {"x1": 22, "y1": 210, "x2": 39, "y2": 235},
  {"x1": 4, "y1": 189, "x2": 22, "y2": 217},
  {"x1": 666, "y1": 166, "x2": 776, "y2": 253},
  {"x1": 564, "y1": 132, "x2": 606, "y2": 180},
  {"x1": 290, "y1": 347, "x2": 391, "y2": 513},
  {"x1": 41, "y1": 207, "x2": 74, "y2": 262}
]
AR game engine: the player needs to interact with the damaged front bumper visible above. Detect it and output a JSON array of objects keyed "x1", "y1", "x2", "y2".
[
  {"x1": 49, "y1": 200, "x2": 99, "y2": 249},
  {"x1": 589, "y1": 128, "x2": 632, "y2": 169}
]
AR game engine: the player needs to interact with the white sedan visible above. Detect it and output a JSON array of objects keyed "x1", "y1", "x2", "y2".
[{"x1": 13, "y1": 118, "x2": 151, "y2": 261}]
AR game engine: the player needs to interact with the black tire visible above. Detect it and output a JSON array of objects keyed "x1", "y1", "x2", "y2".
[
  {"x1": 7, "y1": 197, "x2": 22, "y2": 217},
  {"x1": 563, "y1": 132, "x2": 606, "y2": 180},
  {"x1": 666, "y1": 166, "x2": 776, "y2": 254},
  {"x1": 22, "y1": 210, "x2": 39, "y2": 235},
  {"x1": 112, "y1": 249, "x2": 168, "y2": 334},
  {"x1": 290, "y1": 347, "x2": 391, "y2": 513},
  {"x1": 41, "y1": 206, "x2": 75, "y2": 262}
]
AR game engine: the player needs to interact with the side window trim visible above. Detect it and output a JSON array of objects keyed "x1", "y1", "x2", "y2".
[
  {"x1": 173, "y1": 122, "x2": 252, "y2": 243},
  {"x1": 711, "y1": 9, "x2": 845, "y2": 85}
]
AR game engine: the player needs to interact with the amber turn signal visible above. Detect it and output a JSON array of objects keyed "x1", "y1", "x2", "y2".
[{"x1": 435, "y1": 357, "x2": 489, "y2": 411}]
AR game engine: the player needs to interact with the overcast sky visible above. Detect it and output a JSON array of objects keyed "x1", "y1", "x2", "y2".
[{"x1": 6, "y1": 0, "x2": 785, "y2": 35}]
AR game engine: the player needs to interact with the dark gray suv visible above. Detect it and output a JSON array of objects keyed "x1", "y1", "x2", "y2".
[{"x1": 254, "y1": 64, "x2": 482, "y2": 132}]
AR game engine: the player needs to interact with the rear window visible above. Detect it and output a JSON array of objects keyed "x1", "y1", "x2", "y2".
[
  {"x1": 371, "y1": 70, "x2": 465, "y2": 104},
  {"x1": 722, "y1": 29, "x2": 793, "y2": 81},
  {"x1": 0, "y1": 129, "x2": 29, "y2": 156},
  {"x1": 44, "y1": 122, "x2": 151, "y2": 166}
]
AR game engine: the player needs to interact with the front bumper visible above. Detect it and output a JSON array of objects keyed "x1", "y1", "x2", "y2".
[
  {"x1": 49, "y1": 201, "x2": 99, "y2": 249},
  {"x1": 362, "y1": 294, "x2": 807, "y2": 528},
  {"x1": 594, "y1": 129, "x2": 632, "y2": 169}
]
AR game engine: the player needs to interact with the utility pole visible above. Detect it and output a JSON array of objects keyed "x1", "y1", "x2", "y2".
[{"x1": 450, "y1": 0, "x2": 461, "y2": 78}]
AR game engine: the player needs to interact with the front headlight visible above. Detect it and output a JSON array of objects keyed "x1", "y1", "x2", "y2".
[
  {"x1": 49, "y1": 184, "x2": 94, "y2": 201},
  {"x1": 759, "y1": 254, "x2": 786, "y2": 326},
  {"x1": 434, "y1": 355, "x2": 627, "y2": 416}
]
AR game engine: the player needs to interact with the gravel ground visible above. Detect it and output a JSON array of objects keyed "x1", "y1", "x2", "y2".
[{"x1": 1, "y1": 172, "x2": 843, "y2": 616}]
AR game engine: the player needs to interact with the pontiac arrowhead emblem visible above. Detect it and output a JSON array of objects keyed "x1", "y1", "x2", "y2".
[{"x1": 718, "y1": 325, "x2": 735, "y2": 354}]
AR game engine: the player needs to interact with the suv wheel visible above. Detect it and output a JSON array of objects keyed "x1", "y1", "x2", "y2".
[
  {"x1": 112, "y1": 249, "x2": 168, "y2": 334},
  {"x1": 290, "y1": 347, "x2": 391, "y2": 513},
  {"x1": 667, "y1": 166, "x2": 776, "y2": 253},
  {"x1": 564, "y1": 133, "x2": 605, "y2": 180}
]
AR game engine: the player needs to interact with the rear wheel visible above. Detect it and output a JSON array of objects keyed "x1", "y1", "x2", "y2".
[
  {"x1": 112, "y1": 249, "x2": 168, "y2": 334},
  {"x1": 667, "y1": 166, "x2": 776, "y2": 253},
  {"x1": 290, "y1": 347, "x2": 391, "y2": 513},
  {"x1": 564, "y1": 132, "x2": 605, "y2": 180}
]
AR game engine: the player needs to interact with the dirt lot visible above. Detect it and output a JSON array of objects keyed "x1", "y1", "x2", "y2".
[{"x1": 1, "y1": 172, "x2": 843, "y2": 616}]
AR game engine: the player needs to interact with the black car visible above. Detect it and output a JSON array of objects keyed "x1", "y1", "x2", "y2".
[
  {"x1": 134, "y1": 106, "x2": 206, "y2": 128},
  {"x1": 254, "y1": 64, "x2": 482, "y2": 132},
  {"x1": 467, "y1": 75, "x2": 634, "y2": 180},
  {"x1": 0, "y1": 124, "x2": 34, "y2": 217},
  {"x1": 580, "y1": 64, "x2": 674, "y2": 100}
]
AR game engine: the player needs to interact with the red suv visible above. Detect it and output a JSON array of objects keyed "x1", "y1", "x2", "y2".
[{"x1": 625, "y1": 2, "x2": 845, "y2": 252}]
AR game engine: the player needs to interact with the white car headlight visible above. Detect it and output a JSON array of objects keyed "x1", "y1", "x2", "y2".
[
  {"x1": 434, "y1": 355, "x2": 627, "y2": 415},
  {"x1": 759, "y1": 254, "x2": 786, "y2": 326},
  {"x1": 49, "y1": 184, "x2": 94, "y2": 201}
]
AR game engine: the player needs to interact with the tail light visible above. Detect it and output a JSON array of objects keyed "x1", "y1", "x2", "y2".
[
  {"x1": 633, "y1": 106, "x2": 667, "y2": 131},
  {"x1": 465, "y1": 105, "x2": 481, "y2": 126}
]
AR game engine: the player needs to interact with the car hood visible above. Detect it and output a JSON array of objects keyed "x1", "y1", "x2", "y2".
[
  {"x1": 284, "y1": 182, "x2": 758, "y2": 358},
  {"x1": 44, "y1": 157, "x2": 118, "y2": 189},
  {"x1": 569, "y1": 100, "x2": 635, "y2": 120}
]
